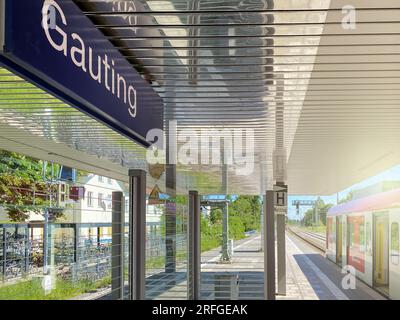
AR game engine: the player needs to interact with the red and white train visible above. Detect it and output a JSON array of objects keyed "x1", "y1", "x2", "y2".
[{"x1": 326, "y1": 188, "x2": 400, "y2": 299}]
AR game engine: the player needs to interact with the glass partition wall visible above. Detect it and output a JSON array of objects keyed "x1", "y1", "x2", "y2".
[
  {"x1": 0, "y1": 150, "x2": 130, "y2": 300},
  {"x1": 0, "y1": 149, "x2": 192, "y2": 300}
]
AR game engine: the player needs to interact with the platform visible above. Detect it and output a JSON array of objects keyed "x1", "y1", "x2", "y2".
[
  {"x1": 156, "y1": 232, "x2": 386, "y2": 300},
  {"x1": 91, "y1": 231, "x2": 386, "y2": 300}
]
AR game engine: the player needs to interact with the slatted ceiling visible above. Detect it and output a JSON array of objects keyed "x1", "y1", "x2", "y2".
[
  {"x1": 0, "y1": 0, "x2": 399, "y2": 195},
  {"x1": 0, "y1": 69, "x2": 147, "y2": 154},
  {"x1": 75, "y1": 0, "x2": 318, "y2": 194},
  {"x1": 77, "y1": 0, "x2": 400, "y2": 11}
]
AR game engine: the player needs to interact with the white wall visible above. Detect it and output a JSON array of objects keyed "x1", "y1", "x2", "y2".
[{"x1": 77, "y1": 174, "x2": 125, "y2": 223}]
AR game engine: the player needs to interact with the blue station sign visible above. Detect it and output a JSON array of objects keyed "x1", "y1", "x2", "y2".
[{"x1": 0, "y1": 0, "x2": 163, "y2": 147}]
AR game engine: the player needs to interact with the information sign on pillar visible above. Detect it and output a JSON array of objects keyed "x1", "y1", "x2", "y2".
[{"x1": 274, "y1": 184, "x2": 287, "y2": 215}]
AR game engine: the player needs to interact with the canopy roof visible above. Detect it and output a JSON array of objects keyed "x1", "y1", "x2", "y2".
[{"x1": 1, "y1": 0, "x2": 400, "y2": 195}]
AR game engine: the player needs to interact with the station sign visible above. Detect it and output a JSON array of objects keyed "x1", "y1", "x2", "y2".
[
  {"x1": 0, "y1": 0, "x2": 163, "y2": 147},
  {"x1": 274, "y1": 184, "x2": 287, "y2": 215}
]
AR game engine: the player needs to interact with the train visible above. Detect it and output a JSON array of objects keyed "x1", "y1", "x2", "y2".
[{"x1": 326, "y1": 188, "x2": 400, "y2": 299}]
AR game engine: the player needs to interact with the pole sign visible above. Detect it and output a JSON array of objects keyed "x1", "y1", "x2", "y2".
[
  {"x1": 0, "y1": 0, "x2": 163, "y2": 147},
  {"x1": 274, "y1": 184, "x2": 287, "y2": 215}
]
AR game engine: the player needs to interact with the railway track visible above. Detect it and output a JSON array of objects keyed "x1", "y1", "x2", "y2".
[{"x1": 288, "y1": 227, "x2": 326, "y2": 252}]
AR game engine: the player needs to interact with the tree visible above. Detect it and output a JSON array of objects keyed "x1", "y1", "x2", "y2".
[
  {"x1": 302, "y1": 209, "x2": 314, "y2": 226},
  {"x1": 318, "y1": 202, "x2": 334, "y2": 225},
  {"x1": 338, "y1": 191, "x2": 353, "y2": 204},
  {"x1": 229, "y1": 195, "x2": 261, "y2": 232},
  {"x1": 210, "y1": 207, "x2": 222, "y2": 224},
  {"x1": 300, "y1": 198, "x2": 334, "y2": 226},
  {"x1": 228, "y1": 215, "x2": 245, "y2": 240},
  {"x1": 0, "y1": 150, "x2": 64, "y2": 222}
]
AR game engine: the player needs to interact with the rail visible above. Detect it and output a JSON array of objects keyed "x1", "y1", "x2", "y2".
[{"x1": 287, "y1": 227, "x2": 326, "y2": 252}]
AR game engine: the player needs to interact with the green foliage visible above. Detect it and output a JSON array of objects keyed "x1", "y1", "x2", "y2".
[
  {"x1": 0, "y1": 276, "x2": 111, "y2": 300},
  {"x1": 0, "y1": 150, "x2": 65, "y2": 222},
  {"x1": 201, "y1": 195, "x2": 261, "y2": 250},
  {"x1": 228, "y1": 215, "x2": 245, "y2": 240},
  {"x1": 157, "y1": 195, "x2": 261, "y2": 254},
  {"x1": 302, "y1": 208, "x2": 315, "y2": 226},
  {"x1": 158, "y1": 205, "x2": 186, "y2": 237},
  {"x1": 229, "y1": 195, "x2": 261, "y2": 232},
  {"x1": 210, "y1": 208, "x2": 222, "y2": 224},
  {"x1": 0, "y1": 150, "x2": 43, "y2": 180},
  {"x1": 200, "y1": 214, "x2": 221, "y2": 252},
  {"x1": 301, "y1": 198, "x2": 334, "y2": 226},
  {"x1": 302, "y1": 225, "x2": 327, "y2": 235},
  {"x1": 318, "y1": 202, "x2": 334, "y2": 225},
  {"x1": 338, "y1": 191, "x2": 353, "y2": 204}
]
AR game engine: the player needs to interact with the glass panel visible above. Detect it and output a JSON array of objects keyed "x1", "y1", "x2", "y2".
[
  {"x1": 349, "y1": 223, "x2": 354, "y2": 247},
  {"x1": 0, "y1": 149, "x2": 129, "y2": 300},
  {"x1": 145, "y1": 192, "x2": 188, "y2": 300},
  {"x1": 360, "y1": 224, "x2": 365, "y2": 252},
  {"x1": 366, "y1": 222, "x2": 371, "y2": 254},
  {"x1": 391, "y1": 222, "x2": 399, "y2": 265},
  {"x1": 200, "y1": 195, "x2": 263, "y2": 300}
]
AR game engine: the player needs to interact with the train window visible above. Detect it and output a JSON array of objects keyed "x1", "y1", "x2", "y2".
[{"x1": 391, "y1": 222, "x2": 399, "y2": 265}]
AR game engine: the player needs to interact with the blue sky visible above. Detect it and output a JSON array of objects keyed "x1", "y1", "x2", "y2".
[{"x1": 287, "y1": 164, "x2": 400, "y2": 220}]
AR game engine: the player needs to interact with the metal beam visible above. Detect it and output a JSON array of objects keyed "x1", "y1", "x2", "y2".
[
  {"x1": 275, "y1": 183, "x2": 287, "y2": 296},
  {"x1": 276, "y1": 213, "x2": 286, "y2": 295},
  {"x1": 188, "y1": 190, "x2": 201, "y2": 300},
  {"x1": 111, "y1": 191, "x2": 125, "y2": 300},
  {"x1": 2, "y1": 228, "x2": 6, "y2": 277},
  {"x1": 221, "y1": 163, "x2": 230, "y2": 262},
  {"x1": 43, "y1": 209, "x2": 49, "y2": 274},
  {"x1": 260, "y1": 203, "x2": 264, "y2": 252},
  {"x1": 0, "y1": 0, "x2": 5, "y2": 52},
  {"x1": 24, "y1": 226, "x2": 29, "y2": 273},
  {"x1": 97, "y1": 227, "x2": 101, "y2": 248},
  {"x1": 264, "y1": 190, "x2": 276, "y2": 300},
  {"x1": 165, "y1": 163, "x2": 177, "y2": 273},
  {"x1": 73, "y1": 224, "x2": 79, "y2": 264},
  {"x1": 165, "y1": 120, "x2": 177, "y2": 273},
  {"x1": 128, "y1": 169, "x2": 146, "y2": 300}
]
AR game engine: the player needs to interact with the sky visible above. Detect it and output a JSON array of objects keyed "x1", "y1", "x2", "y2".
[{"x1": 287, "y1": 164, "x2": 400, "y2": 220}]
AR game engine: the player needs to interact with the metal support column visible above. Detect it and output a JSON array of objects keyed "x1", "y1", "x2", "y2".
[
  {"x1": 112, "y1": 191, "x2": 125, "y2": 300},
  {"x1": 43, "y1": 209, "x2": 49, "y2": 274},
  {"x1": 188, "y1": 191, "x2": 201, "y2": 300},
  {"x1": 73, "y1": 224, "x2": 78, "y2": 263},
  {"x1": 221, "y1": 163, "x2": 230, "y2": 262},
  {"x1": 260, "y1": 198, "x2": 264, "y2": 252},
  {"x1": 72, "y1": 224, "x2": 80, "y2": 282},
  {"x1": 24, "y1": 225, "x2": 29, "y2": 273},
  {"x1": 165, "y1": 120, "x2": 177, "y2": 274},
  {"x1": 165, "y1": 163, "x2": 177, "y2": 273},
  {"x1": 259, "y1": 163, "x2": 266, "y2": 252},
  {"x1": 276, "y1": 212, "x2": 286, "y2": 295},
  {"x1": 2, "y1": 228, "x2": 6, "y2": 277},
  {"x1": 221, "y1": 202, "x2": 229, "y2": 262},
  {"x1": 275, "y1": 183, "x2": 287, "y2": 296},
  {"x1": 128, "y1": 169, "x2": 146, "y2": 300},
  {"x1": 315, "y1": 199, "x2": 320, "y2": 225},
  {"x1": 264, "y1": 191, "x2": 276, "y2": 300},
  {"x1": 97, "y1": 227, "x2": 101, "y2": 248}
]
